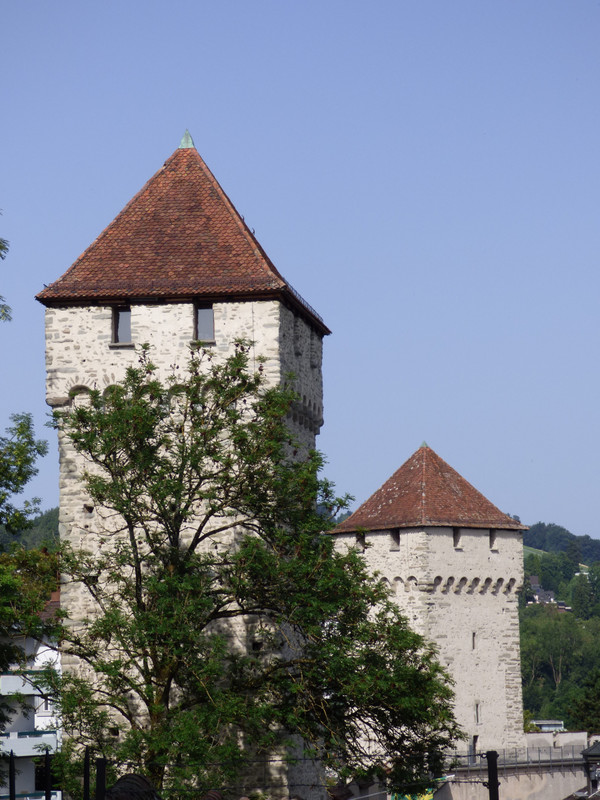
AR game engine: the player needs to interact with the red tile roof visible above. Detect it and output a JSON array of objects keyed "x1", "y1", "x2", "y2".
[
  {"x1": 40, "y1": 589, "x2": 60, "y2": 621},
  {"x1": 36, "y1": 140, "x2": 329, "y2": 334},
  {"x1": 335, "y1": 444, "x2": 526, "y2": 533}
]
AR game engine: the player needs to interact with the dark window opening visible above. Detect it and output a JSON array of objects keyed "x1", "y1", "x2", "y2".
[
  {"x1": 113, "y1": 307, "x2": 131, "y2": 343},
  {"x1": 453, "y1": 527, "x2": 461, "y2": 548},
  {"x1": 195, "y1": 304, "x2": 215, "y2": 342}
]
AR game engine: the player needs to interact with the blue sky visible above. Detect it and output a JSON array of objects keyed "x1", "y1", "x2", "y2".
[{"x1": 2, "y1": 1, "x2": 600, "y2": 536}]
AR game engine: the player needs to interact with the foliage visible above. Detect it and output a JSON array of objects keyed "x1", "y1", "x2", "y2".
[
  {"x1": 520, "y1": 603, "x2": 600, "y2": 726},
  {"x1": 0, "y1": 414, "x2": 48, "y2": 533},
  {"x1": 0, "y1": 547, "x2": 60, "y2": 776},
  {"x1": 571, "y1": 669, "x2": 600, "y2": 734},
  {"x1": 49, "y1": 342, "x2": 459, "y2": 799},
  {"x1": 525, "y1": 521, "x2": 600, "y2": 565},
  {"x1": 0, "y1": 224, "x2": 10, "y2": 321},
  {"x1": 0, "y1": 507, "x2": 59, "y2": 553}
]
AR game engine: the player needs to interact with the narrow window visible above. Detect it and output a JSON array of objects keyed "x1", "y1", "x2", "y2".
[
  {"x1": 113, "y1": 306, "x2": 131, "y2": 343},
  {"x1": 195, "y1": 304, "x2": 214, "y2": 342},
  {"x1": 475, "y1": 703, "x2": 480, "y2": 724},
  {"x1": 293, "y1": 315, "x2": 302, "y2": 356},
  {"x1": 453, "y1": 527, "x2": 461, "y2": 548},
  {"x1": 390, "y1": 529, "x2": 400, "y2": 551},
  {"x1": 472, "y1": 631, "x2": 476, "y2": 650},
  {"x1": 489, "y1": 529, "x2": 497, "y2": 550},
  {"x1": 355, "y1": 532, "x2": 366, "y2": 551}
]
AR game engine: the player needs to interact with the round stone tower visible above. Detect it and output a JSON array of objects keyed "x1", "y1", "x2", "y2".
[{"x1": 334, "y1": 443, "x2": 526, "y2": 754}]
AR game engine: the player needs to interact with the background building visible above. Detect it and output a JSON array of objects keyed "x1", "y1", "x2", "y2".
[{"x1": 335, "y1": 443, "x2": 526, "y2": 753}]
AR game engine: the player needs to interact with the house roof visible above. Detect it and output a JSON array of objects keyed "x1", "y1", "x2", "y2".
[
  {"x1": 40, "y1": 589, "x2": 60, "y2": 621},
  {"x1": 36, "y1": 132, "x2": 329, "y2": 335},
  {"x1": 335, "y1": 443, "x2": 526, "y2": 533}
]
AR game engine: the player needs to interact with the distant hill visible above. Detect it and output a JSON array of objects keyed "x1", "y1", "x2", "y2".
[
  {"x1": 0, "y1": 507, "x2": 59, "y2": 552},
  {"x1": 525, "y1": 522, "x2": 600, "y2": 564}
]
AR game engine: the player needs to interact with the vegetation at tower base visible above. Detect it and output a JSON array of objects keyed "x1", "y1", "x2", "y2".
[
  {"x1": 0, "y1": 229, "x2": 54, "y2": 771},
  {"x1": 0, "y1": 547, "x2": 60, "y2": 779},
  {"x1": 48, "y1": 341, "x2": 459, "y2": 800}
]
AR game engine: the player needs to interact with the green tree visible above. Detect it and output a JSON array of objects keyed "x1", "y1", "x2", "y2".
[
  {"x1": 0, "y1": 414, "x2": 48, "y2": 532},
  {"x1": 570, "y1": 574, "x2": 593, "y2": 619},
  {"x1": 0, "y1": 547, "x2": 60, "y2": 779},
  {"x1": 1, "y1": 222, "x2": 10, "y2": 321},
  {"x1": 571, "y1": 669, "x2": 600, "y2": 733},
  {"x1": 48, "y1": 343, "x2": 460, "y2": 799},
  {"x1": 0, "y1": 233, "x2": 47, "y2": 530},
  {"x1": 0, "y1": 228, "x2": 51, "y2": 765}
]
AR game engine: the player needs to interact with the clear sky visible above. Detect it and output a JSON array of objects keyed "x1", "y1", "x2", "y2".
[{"x1": 2, "y1": 1, "x2": 600, "y2": 536}]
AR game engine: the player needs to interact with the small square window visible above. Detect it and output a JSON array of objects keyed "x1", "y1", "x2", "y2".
[
  {"x1": 112, "y1": 307, "x2": 131, "y2": 343},
  {"x1": 195, "y1": 304, "x2": 215, "y2": 342}
]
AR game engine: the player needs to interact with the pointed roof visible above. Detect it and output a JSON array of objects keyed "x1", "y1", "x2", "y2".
[
  {"x1": 335, "y1": 444, "x2": 526, "y2": 533},
  {"x1": 36, "y1": 135, "x2": 329, "y2": 334}
]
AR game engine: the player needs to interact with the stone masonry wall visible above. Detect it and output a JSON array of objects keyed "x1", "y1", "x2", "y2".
[
  {"x1": 335, "y1": 526, "x2": 525, "y2": 752},
  {"x1": 45, "y1": 298, "x2": 326, "y2": 800}
]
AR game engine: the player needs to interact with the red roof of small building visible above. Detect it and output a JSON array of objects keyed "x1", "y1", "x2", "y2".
[
  {"x1": 40, "y1": 589, "x2": 60, "y2": 621},
  {"x1": 335, "y1": 444, "x2": 526, "y2": 533},
  {"x1": 36, "y1": 135, "x2": 329, "y2": 334}
]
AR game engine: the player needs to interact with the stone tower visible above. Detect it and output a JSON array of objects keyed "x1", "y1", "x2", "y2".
[
  {"x1": 37, "y1": 132, "x2": 328, "y2": 546},
  {"x1": 35, "y1": 134, "x2": 329, "y2": 796},
  {"x1": 37, "y1": 132, "x2": 328, "y2": 438},
  {"x1": 334, "y1": 443, "x2": 526, "y2": 753}
]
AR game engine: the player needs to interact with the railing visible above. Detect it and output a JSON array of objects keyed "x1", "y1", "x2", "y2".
[{"x1": 446, "y1": 746, "x2": 585, "y2": 775}]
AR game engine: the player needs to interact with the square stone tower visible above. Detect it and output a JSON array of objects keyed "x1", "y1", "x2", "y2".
[
  {"x1": 334, "y1": 443, "x2": 526, "y2": 754},
  {"x1": 37, "y1": 132, "x2": 329, "y2": 548},
  {"x1": 37, "y1": 131, "x2": 328, "y2": 433},
  {"x1": 35, "y1": 133, "x2": 329, "y2": 797}
]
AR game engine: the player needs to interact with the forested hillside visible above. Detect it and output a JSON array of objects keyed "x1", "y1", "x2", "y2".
[
  {"x1": 521, "y1": 523, "x2": 600, "y2": 731},
  {"x1": 525, "y1": 521, "x2": 600, "y2": 563},
  {"x1": 0, "y1": 507, "x2": 58, "y2": 551}
]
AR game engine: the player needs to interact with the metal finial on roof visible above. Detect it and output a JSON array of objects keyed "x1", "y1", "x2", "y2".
[
  {"x1": 179, "y1": 130, "x2": 195, "y2": 149},
  {"x1": 421, "y1": 441, "x2": 429, "y2": 448}
]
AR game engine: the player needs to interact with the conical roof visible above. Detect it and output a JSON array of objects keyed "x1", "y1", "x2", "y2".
[
  {"x1": 36, "y1": 133, "x2": 329, "y2": 334},
  {"x1": 335, "y1": 444, "x2": 526, "y2": 533}
]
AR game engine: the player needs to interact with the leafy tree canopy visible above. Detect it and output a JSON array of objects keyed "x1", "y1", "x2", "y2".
[
  {"x1": 48, "y1": 342, "x2": 459, "y2": 799},
  {"x1": 525, "y1": 522, "x2": 600, "y2": 565},
  {"x1": 0, "y1": 413, "x2": 48, "y2": 532},
  {"x1": 0, "y1": 507, "x2": 59, "y2": 553}
]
